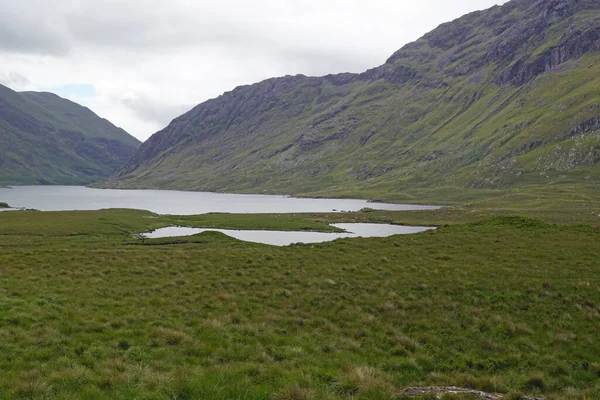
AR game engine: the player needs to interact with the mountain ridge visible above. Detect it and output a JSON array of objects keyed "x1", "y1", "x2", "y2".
[
  {"x1": 103, "y1": 0, "x2": 600, "y2": 199},
  {"x1": 0, "y1": 84, "x2": 141, "y2": 185}
]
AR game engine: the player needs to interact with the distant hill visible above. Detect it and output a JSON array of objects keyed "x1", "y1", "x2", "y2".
[
  {"x1": 0, "y1": 83, "x2": 141, "y2": 185},
  {"x1": 103, "y1": 0, "x2": 600, "y2": 199}
]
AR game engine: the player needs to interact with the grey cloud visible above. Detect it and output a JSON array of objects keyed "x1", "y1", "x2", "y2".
[
  {"x1": 0, "y1": 1, "x2": 70, "y2": 55},
  {"x1": 120, "y1": 92, "x2": 193, "y2": 128},
  {"x1": 0, "y1": 72, "x2": 32, "y2": 91},
  {"x1": 0, "y1": 0, "x2": 262, "y2": 55},
  {"x1": 63, "y1": 1, "x2": 256, "y2": 50},
  {"x1": 275, "y1": 46, "x2": 380, "y2": 76},
  {"x1": 61, "y1": 0, "x2": 371, "y2": 65}
]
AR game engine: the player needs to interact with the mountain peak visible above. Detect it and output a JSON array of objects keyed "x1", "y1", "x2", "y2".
[{"x1": 383, "y1": 0, "x2": 599, "y2": 86}]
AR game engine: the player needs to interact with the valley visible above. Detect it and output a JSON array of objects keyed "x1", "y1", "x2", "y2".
[{"x1": 0, "y1": 0, "x2": 599, "y2": 398}]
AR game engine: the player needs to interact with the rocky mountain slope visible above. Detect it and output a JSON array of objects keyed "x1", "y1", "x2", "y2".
[
  {"x1": 0, "y1": 84, "x2": 141, "y2": 185},
  {"x1": 104, "y1": 0, "x2": 600, "y2": 199}
]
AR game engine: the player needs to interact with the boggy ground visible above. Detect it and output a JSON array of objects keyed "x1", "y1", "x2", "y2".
[{"x1": 0, "y1": 206, "x2": 599, "y2": 399}]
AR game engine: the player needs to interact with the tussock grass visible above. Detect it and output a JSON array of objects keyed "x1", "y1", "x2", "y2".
[
  {"x1": 0, "y1": 209, "x2": 599, "y2": 398},
  {"x1": 272, "y1": 385, "x2": 315, "y2": 400}
]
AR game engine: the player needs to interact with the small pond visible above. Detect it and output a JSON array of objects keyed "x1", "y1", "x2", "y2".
[{"x1": 141, "y1": 223, "x2": 435, "y2": 246}]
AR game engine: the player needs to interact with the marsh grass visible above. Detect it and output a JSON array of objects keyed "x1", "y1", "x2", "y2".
[{"x1": 0, "y1": 208, "x2": 599, "y2": 399}]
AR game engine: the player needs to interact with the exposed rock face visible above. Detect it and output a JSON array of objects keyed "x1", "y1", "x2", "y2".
[
  {"x1": 104, "y1": 0, "x2": 600, "y2": 196},
  {"x1": 385, "y1": 0, "x2": 600, "y2": 86},
  {"x1": 0, "y1": 85, "x2": 141, "y2": 185},
  {"x1": 498, "y1": 24, "x2": 600, "y2": 84}
]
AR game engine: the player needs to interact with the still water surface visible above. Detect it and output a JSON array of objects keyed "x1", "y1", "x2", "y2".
[
  {"x1": 0, "y1": 186, "x2": 441, "y2": 215},
  {"x1": 142, "y1": 223, "x2": 435, "y2": 246}
]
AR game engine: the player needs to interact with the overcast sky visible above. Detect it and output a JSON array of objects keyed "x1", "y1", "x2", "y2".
[{"x1": 0, "y1": 0, "x2": 508, "y2": 141}]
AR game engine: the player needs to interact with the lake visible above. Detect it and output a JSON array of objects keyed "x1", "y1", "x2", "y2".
[
  {"x1": 0, "y1": 186, "x2": 441, "y2": 215},
  {"x1": 142, "y1": 223, "x2": 436, "y2": 246}
]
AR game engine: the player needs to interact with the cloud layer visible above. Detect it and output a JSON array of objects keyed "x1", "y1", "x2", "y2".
[{"x1": 0, "y1": 0, "x2": 508, "y2": 140}]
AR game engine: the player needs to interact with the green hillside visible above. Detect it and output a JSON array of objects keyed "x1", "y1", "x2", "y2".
[
  {"x1": 103, "y1": 0, "x2": 600, "y2": 201},
  {"x1": 0, "y1": 84, "x2": 141, "y2": 185}
]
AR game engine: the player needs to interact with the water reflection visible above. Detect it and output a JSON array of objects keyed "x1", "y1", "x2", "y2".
[{"x1": 141, "y1": 223, "x2": 435, "y2": 246}]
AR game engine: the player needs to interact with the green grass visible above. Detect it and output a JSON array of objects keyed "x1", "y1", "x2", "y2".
[
  {"x1": 1, "y1": 207, "x2": 599, "y2": 399},
  {"x1": 161, "y1": 213, "x2": 344, "y2": 233}
]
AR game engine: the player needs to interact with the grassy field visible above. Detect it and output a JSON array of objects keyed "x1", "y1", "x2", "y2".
[{"x1": 0, "y1": 204, "x2": 599, "y2": 399}]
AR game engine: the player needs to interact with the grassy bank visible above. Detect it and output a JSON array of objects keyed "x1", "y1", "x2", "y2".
[
  {"x1": 0, "y1": 208, "x2": 599, "y2": 399},
  {"x1": 1, "y1": 184, "x2": 11, "y2": 208}
]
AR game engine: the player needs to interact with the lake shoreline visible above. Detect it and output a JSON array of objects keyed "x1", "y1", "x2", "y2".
[{"x1": 1, "y1": 185, "x2": 441, "y2": 215}]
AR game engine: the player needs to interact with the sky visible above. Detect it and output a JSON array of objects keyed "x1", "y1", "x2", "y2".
[{"x1": 0, "y1": 0, "x2": 508, "y2": 142}]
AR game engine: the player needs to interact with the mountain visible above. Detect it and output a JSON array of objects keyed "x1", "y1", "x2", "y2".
[
  {"x1": 103, "y1": 0, "x2": 600, "y2": 199},
  {"x1": 0, "y1": 84, "x2": 141, "y2": 185}
]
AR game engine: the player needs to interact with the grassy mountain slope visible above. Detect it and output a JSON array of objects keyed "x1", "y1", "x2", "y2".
[
  {"x1": 104, "y1": 0, "x2": 600, "y2": 199},
  {"x1": 0, "y1": 84, "x2": 141, "y2": 185}
]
